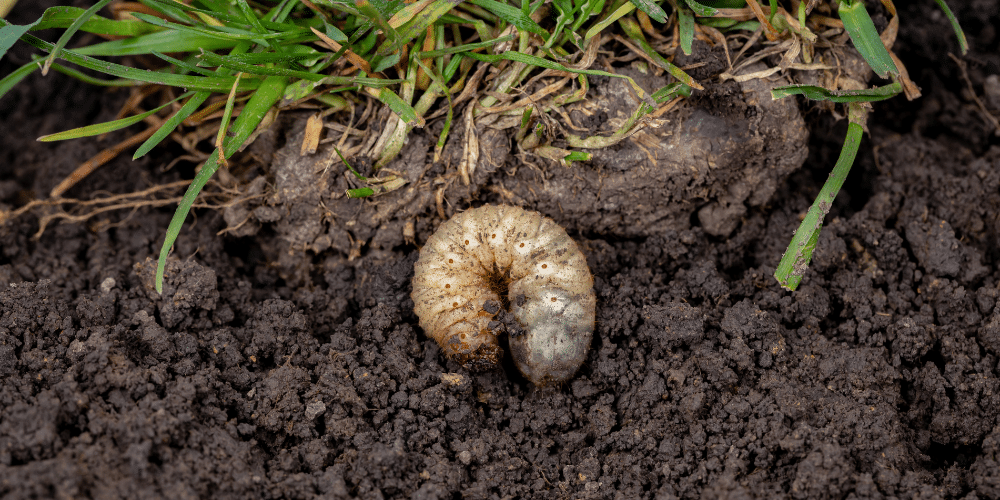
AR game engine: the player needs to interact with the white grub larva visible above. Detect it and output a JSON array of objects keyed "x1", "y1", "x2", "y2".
[{"x1": 411, "y1": 205, "x2": 596, "y2": 386}]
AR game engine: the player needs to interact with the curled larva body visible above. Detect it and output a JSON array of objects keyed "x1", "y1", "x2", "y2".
[{"x1": 411, "y1": 205, "x2": 596, "y2": 385}]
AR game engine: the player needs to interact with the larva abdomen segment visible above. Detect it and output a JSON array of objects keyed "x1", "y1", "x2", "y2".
[
  {"x1": 411, "y1": 205, "x2": 595, "y2": 385},
  {"x1": 411, "y1": 239, "x2": 502, "y2": 370}
]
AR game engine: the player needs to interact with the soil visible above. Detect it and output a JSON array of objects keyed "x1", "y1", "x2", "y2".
[{"x1": 2, "y1": 1, "x2": 1000, "y2": 499}]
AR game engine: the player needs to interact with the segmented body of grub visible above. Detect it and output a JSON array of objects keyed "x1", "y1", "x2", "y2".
[{"x1": 411, "y1": 205, "x2": 595, "y2": 385}]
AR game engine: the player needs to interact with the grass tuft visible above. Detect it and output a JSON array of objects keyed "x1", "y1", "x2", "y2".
[{"x1": 0, "y1": 0, "x2": 968, "y2": 292}]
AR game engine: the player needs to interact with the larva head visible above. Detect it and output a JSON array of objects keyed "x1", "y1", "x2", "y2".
[{"x1": 448, "y1": 335, "x2": 504, "y2": 372}]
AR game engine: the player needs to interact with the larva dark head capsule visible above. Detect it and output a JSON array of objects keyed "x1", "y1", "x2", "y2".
[{"x1": 411, "y1": 205, "x2": 596, "y2": 385}]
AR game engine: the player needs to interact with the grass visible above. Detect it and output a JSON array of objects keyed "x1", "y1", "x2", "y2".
[{"x1": 0, "y1": 0, "x2": 967, "y2": 293}]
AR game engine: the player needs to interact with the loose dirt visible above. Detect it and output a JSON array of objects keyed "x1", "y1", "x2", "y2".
[{"x1": 1, "y1": 1, "x2": 999, "y2": 499}]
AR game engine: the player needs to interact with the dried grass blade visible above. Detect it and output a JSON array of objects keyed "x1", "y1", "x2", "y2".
[
  {"x1": 744, "y1": 0, "x2": 780, "y2": 40},
  {"x1": 618, "y1": 17, "x2": 703, "y2": 90},
  {"x1": 462, "y1": 50, "x2": 655, "y2": 106},
  {"x1": 311, "y1": 26, "x2": 372, "y2": 73},
  {"x1": 50, "y1": 125, "x2": 159, "y2": 198}
]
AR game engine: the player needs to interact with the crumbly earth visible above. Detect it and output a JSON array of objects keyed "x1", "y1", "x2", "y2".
[{"x1": 1, "y1": 1, "x2": 999, "y2": 499}]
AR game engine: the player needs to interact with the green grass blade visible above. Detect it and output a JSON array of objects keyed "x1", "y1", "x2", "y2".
[
  {"x1": 418, "y1": 33, "x2": 516, "y2": 57},
  {"x1": 774, "y1": 103, "x2": 867, "y2": 291},
  {"x1": 0, "y1": 17, "x2": 41, "y2": 61},
  {"x1": 134, "y1": 91, "x2": 212, "y2": 159},
  {"x1": 144, "y1": 43, "x2": 253, "y2": 160},
  {"x1": 443, "y1": 50, "x2": 463, "y2": 81},
  {"x1": 678, "y1": 6, "x2": 695, "y2": 56},
  {"x1": 151, "y1": 51, "x2": 218, "y2": 77},
  {"x1": 355, "y1": 0, "x2": 401, "y2": 50},
  {"x1": 196, "y1": 49, "x2": 327, "y2": 81},
  {"x1": 386, "y1": 0, "x2": 432, "y2": 31},
  {"x1": 367, "y1": 86, "x2": 424, "y2": 127},
  {"x1": 700, "y1": 18, "x2": 759, "y2": 32},
  {"x1": 30, "y1": 6, "x2": 162, "y2": 36},
  {"x1": 546, "y1": 0, "x2": 577, "y2": 47},
  {"x1": 226, "y1": 47, "x2": 324, "y2": 65},
  {"x1": 215, "y1": 74, "x2": 242, "y2": 158},
  {"x1": 319, "y1": 75, "x2": 406, "y2": 86},
  {"x1": 413, "y1": 56, "x2": 455, "y2": 160},
  {"x1": 0, "y1": 59, "x2": 40, "y2": 100},
  {"x1": 347, "y1": 187, "x2": 376, "y2": 198},
  {"x1": 393, "y1": 0, "x2": 464, "y2": 48},
  {"x1": 319, "y1": 21, "x2": 349, "y2": 43},
  {"x1": 74, "y1": 31, "x2": 239, "y2": 57},
  {"x1": 45, "y1": 60, "x2": 143, "y2": 86},
  {"x1": 234, "y1": 4, "x2": 277, "y2": 55},
  {"x1": 369, "y1": 0, "x2": 409, "y2": 20},
  {"x1": 571, "y1": 0, "x2": 605, "y2": 32},
  {"x1": 356, "y1": 29, "x2": 380, "y2": 55},
  {"x1": 235, "y1": 0, "x2": 271, "y2": 36},
  {"x1": 467, "y1": 0, "x2": 549, "y2": 39},
  {"x1": 232, "y1": 0, "x2": 282, "y2": 51},
  {"x1": 155, "y1": 76, "x2": 289, "y2": 293},
  {"x1": 128, "y1": 12, "x2": 281, "y2": 41},
  {"x1": 373, "y1": 52, "x2": 402, "y2": 72},
  {"x1": 145, "y1": 0, "x2": 317, "y2": 33},
  {"x1": 771, "y1": 81, "x2": 902, "y2": 102},
  {"x1": 189, "y1": 0, "x2": 238, "y2": 16},
  {"x1": 837, "y1": 0, "x2": 897, "y2": 78},
  {"x1": 37, "y1": 96, "x2": 185, "y2": 142},
  {"x1": 584, "y1": 0, "x2": 634, "y2": 42},
  {"x1": 138, "y1": 0, "x2": 198, "y2": 23},
  {"x1": 697, "y1": 17, "x2": 737, "y2": 28},
  {"x1": 268, "y1": 0, "x2": 300, "y2": 22},
  {"x1": 932, "y1": 0, "x2": 968, "y2": 55},
  {"x1": 42, "y1": 0, "x2": 115, "y2": 75},
  {"x1": 335, "y1": 147, "x2": 367, "y2": 180},
  {"x1": 683, "y1": 0, "x2": 719, "y2": 16},
  {"x1": 16, "y1": 31, "x2": 259, "y2": 91},
  {"x1": 629, "y1": 0, "x2": 668, "y2": 23}
]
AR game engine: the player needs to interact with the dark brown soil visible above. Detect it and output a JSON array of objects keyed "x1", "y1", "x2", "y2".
[{"x1": 2, "y1": 1, "x2": 1000, "y2": 499}]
